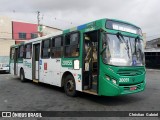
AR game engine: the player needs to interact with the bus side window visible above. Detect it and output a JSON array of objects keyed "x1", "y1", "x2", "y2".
[
  {"x1": 19, "y1": 45, "x2": 24, "y2": 58},
  {"x1": 25, "y1": 44, "x2": 32, "y2": 59},
  {"x1": 64, "y1": 32, "x2": 79, "y2": 57},
  {"x1": 51, "y1": 36, "x2": 63, "y2": 58},
  {"x1": 41, "y1": 39, "x2": 50, "y2": 58},
  {"x1": 10, "y1": 47, "x2": 15, "y2": 59}
]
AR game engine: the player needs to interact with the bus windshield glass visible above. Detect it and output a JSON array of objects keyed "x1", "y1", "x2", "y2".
[{"x1": 102, "y1": 34, "x2": 145, "y2": 66}]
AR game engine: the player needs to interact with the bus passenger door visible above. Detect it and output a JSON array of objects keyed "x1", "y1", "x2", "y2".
[
  {"x1": 83, "y1": 30, "x2": 99, "y2": 93},
  {"x1": 14, "y1": 48, "x2": 18, "y2": 75},
  {"x1": 32, "y1": 43, "x2": 40, "y2": 81}
]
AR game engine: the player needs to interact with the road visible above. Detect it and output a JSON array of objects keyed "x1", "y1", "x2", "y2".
[{"x1": 0, "y1": 70, "x2": 160, "y2": 120}]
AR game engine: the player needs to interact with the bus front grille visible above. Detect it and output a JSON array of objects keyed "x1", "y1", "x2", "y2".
[{"x1": 117, "y1": 69, "x2": 143, "y2": 76}]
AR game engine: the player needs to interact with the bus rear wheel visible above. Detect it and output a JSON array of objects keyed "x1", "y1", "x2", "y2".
[
  {"x1": 64, "y1": 75, "x2": 77, "y2": 97},
  {"x1": 20, "y1": 69, "x2": 26, "y2": 82}
]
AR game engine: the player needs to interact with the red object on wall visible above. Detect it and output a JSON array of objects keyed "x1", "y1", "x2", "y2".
[
  {"x1": 12, "y1": 21, "x2": 38, "y2": 44},
  {"x1": 44, "y1": 63, "x2": 47, "y2": 70}
]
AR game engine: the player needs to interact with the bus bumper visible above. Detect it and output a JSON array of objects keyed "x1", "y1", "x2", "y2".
[
  {"x1": 99, "y1": 76, "x2": 146, "y2": 96},
  {"x1": 119, "y1": 80, "x2": 146, "y2": 95}
]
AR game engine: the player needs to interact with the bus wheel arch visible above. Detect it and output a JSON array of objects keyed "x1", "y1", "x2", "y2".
[
  {"x1": 61, "y1": 71, "x2": 72, "y2": 87},
  {"x1": 20, "y1": 68, "x2": 26, "y2": 82},
  {"x1": 61, "y1": 72, "x2": 77, "y2": 97}
]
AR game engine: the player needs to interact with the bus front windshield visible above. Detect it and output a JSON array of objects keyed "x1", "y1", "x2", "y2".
[{"x1": 102, "y1": 33, "x2": 145, "y2": 66}]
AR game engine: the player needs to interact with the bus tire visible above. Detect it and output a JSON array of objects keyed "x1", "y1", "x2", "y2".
[
  {"x1": 64, "y1": 75, "x2": 77, "y2": 97},
  {"x1": 20, "y1": 69, "x2": 26, "y2": 82}
]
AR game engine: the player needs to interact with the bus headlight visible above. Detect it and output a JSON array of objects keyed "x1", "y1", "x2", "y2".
[
  {"x1": 112, "y1": 79, "x2": 117, "y2": 84},
  {"x1": 106, "y1": 75, "x2": 117, "y2": 84},
  {"x1": 106, "y1": 75, "x2": 110, "y2": 80}
]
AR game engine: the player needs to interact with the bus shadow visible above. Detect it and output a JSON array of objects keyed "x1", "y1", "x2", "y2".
[
  {"x1": 13, "y1": 78, "x2": 145, "y2": 106},
  {"x1": 78, "y1": 92, "x2": 146, "y2": 106},
  {"x1": 11, "y1": 77, "x2": 65, "y2": 94},
  {"x1": 36, "y1": 80, "x2": 145, "y2": 106},
  {"x1": 26, "y1": 80, "x2": 65, "y2": 93},
  {"x1": 0, "y1": 71, "x2": 10, "y2": 74}
]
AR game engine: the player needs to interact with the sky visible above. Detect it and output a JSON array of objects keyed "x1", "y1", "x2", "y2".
[{"x1": 0, "y1": 0, "x2": 160, "y2": 40}]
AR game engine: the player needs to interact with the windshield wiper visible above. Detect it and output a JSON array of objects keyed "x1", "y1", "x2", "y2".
[
  {"x1": 101, "y1": 33, "x2": 108, "y2": 55},
  {"x1": 116, "y1": 32, "x2": 130, "y2": 58},
  {"x1": 100, "y1": 46, "x2": 107, "y2": 55}
]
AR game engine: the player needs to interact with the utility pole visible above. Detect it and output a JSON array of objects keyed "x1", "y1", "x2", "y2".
[
  {"x1": 37, "y1": 11, "x2": 41, "y2": 37},
  {"x1": 37, "y1": 11, "x2": 40, "y2": 25}
]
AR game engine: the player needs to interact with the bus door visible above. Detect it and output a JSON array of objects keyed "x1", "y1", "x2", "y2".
[
  {"x1": 83, "y1": 30, "x2": 99, "y2": 93},
  {"x1": 32, "y1": 43, "x2": 40, "y2": 80},
  {"x1": 14, "y1": 48, "x2": 18, "y2": 75}
]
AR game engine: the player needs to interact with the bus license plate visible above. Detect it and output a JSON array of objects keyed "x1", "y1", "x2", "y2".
[{"x1": 130, "y1": 86, "x2": 137, "y2": 90}]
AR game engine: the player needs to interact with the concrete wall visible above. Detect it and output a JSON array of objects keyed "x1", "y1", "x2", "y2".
[
  {"x1": 0, "y1": 16, "x2": 12, "y2": 39},
  {"x1": 41, "y1": 26, "x2": 62, "y2": 36},
  {"x1": 0, "y1": 16, "x2": 14, "y2": 56},
  {"x1": 0, "y1": 40, "x2": 15, "y2": 56},
  {"x1": 143, "y1": 33, "x2": 147, "y2": 48}
]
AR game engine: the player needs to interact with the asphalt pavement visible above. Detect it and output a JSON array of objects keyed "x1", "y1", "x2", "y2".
[{"x1": 0, "y1": 70, "x2": 160, "y2": 120}]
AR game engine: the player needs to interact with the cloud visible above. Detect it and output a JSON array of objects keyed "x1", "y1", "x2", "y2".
[{"x1": 0, "y1": 0, "x2": 160, "y2": 39}]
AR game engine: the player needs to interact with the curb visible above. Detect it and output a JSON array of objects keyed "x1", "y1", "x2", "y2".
[{"x1": 146, "y1": 69, "x2": 160, "y2": 72}]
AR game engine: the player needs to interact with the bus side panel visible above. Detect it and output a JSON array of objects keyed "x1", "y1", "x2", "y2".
[
  {"x1": 17, "y1": 58, "x2": 24, "y2": 77},
  {"x1": 10, "y1": 62, "x2": 14, "y2": 75},
  {"x1": 17, "y1": 63, "x2": 24, "y2": 77},
  {"x1": 38, "y1": 58, "x2": 82, "y2": 91},
  {"x1": 39, "y1": 59, "x2": 61, "y2": 86},
  {"x1": 23, "y1": 59, "x2": 32, "y2": 80}
]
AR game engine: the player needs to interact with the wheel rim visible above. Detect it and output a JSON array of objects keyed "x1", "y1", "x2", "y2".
[{"x1": 66, "y1": 79, "x2": 74, "y2": 92}]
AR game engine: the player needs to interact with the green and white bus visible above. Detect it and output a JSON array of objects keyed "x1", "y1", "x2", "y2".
[{"x1": 10, "y1": 18, "x2": 146, "y2": 96}]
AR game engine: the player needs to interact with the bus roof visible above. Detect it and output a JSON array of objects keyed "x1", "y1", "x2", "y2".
[
  {"x1": 10, "y1": 43, "x2": 21, "y2": 48},
  {"x1": 10, "y1": 18, "x2": 140, "y2": 48},
  {"x1": 63, "y1": 18, "x2": 140, "y2": 33},
  {"x1": 24, "y1": 31, "x2": 62, "y2": 44}
]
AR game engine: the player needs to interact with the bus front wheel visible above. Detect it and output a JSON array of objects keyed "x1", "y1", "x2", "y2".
[
  {"x1": 20, "y1": 69, "x2": 26, "y2": 82},
  {"x1": 64, "y1": 75, "x2": 77, "y2": 97}
]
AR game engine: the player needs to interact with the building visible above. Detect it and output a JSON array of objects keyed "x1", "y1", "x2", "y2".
[
  {"x1": 0, "y1": 16, "x2": 62, "y2": 61},
  {"x1": 12, "y1": 21, "x2": 62, "y2": 44},
  {"x1": 12, "y1": 21, "x2": 38, "y2": 44},
  {"x1": 146, "y1": 38, "x2": 160, "y2": 49},
  {"x1": 0, "y1": 16, "x2": 15, "y2": 56},
  {"x1": 145, "y1": 37, "x2": 160, "y2": 69},
  {"x1": 142, "y1": 33, "x2": 147, "y2": 48},
  {"x1": 38, "y1": 24, "x2": 62, "y2": 36}
]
